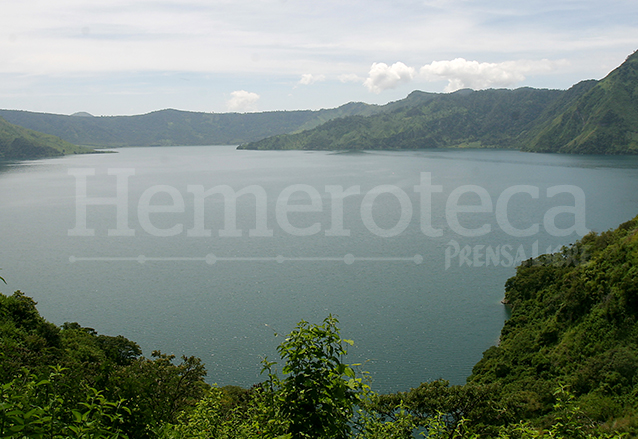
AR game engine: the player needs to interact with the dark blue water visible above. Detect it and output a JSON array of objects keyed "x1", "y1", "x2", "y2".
[{"x1": 1, "y1": 146, "x2": 637, "y2": 393}]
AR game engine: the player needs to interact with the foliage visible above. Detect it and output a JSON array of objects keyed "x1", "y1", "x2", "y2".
[
  {"x1": 109, "y1": 351, "x2": 207, "y2": 438},
  {"x1": 467, "y1": 215, "x2": 638, "y2": 434},
  {"x1": 369, "y1": 379, "x2": 510, "y2": 436},
  {"x1": 158, "y1": 384, "x2": 287, "y2": 439},
  {"x1": 265, "y1": 315, "x2": 367, "y2": 439},
  {"x1": 0, "y1": 291, "x2": 208, "y2": 439},
  {"x1": 160, "y1": 315, "x2": 371, "y2": 439},
  {"x1": 158, "y1": 315, "x2": 632, "y2": 439},
  {"x1": 3, "y1": 215, "x2": 638, "y2": 437},
  {"x1": 492, "y1": 386, "x2": 628, "y2": 439},
  {"x1": 0, "y1": 366, "x2": 129, "y2": 438}
]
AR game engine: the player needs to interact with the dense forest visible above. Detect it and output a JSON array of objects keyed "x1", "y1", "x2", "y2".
[{"x1": 2, "y1": 214, "x2": 638, "y2": 438}]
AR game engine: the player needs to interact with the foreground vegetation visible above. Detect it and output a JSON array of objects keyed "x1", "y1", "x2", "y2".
[{"x1": 2, "y1": 214, "x2": 638, "y2": 437}]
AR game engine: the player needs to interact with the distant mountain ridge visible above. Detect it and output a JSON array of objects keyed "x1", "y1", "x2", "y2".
[
  {"x1": 0, "y1": 101, "x2": 401, "y2": 148},
  {"x1": 2, "y1": 49, "x2": 637, "y2": 156},
  {"x1": 0, "y1": 92, "x2": 452, "y2": 149}
]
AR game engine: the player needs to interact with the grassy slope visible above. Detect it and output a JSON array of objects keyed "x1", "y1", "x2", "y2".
[
  {"x1": 0, "y1": 95, "x2": 441, "y2": 148},
  {"x1": 239, "y1": 88, "x2": 562, "y2": 150}
]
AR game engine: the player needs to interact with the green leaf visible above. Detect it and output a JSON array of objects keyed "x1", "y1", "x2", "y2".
[
  {"x1": 72, "y1": 409, "x2": 83, "y2": 423},
  {"x1": 343, "y1": 366, "x2": 355, "y2": 379}
]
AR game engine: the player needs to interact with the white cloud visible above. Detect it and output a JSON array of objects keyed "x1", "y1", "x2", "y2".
[
  {"x1": 420, "y1": 58, "x2": 560, "y2": 92},
  {"x1": 226, "y1": 90, "x2": 260, "y2": 112},
  {"x1": 0, "y1": 0, "x2": 634, "y2": 114},
  {"x1": 338, "y1": 73, "x2": 362, "y2": 83},
  {"x1": 298, "y1": 73, "x2": 326, "y2": 85},
  {"x1": 363, "y1": 62, "x2": 416, "y2": 93}
]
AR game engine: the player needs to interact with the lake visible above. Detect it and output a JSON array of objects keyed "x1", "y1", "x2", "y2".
[{"x1": 1, "y1": 145, "x2": 638, "y2": 393}]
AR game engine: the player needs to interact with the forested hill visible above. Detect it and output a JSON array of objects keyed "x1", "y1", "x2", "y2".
[
  {"x1": 0, "y1": 116, "x2": 93, "y2": 159},
  {"x1": 241, "y1": 50, "x2": 638, "y2": 154},
  {"x1": 466, "y1": 214, "x2": 638, "y2": 428},
  {"x1": 239, "y1": 87, "x2": 567, "y2": 151}
]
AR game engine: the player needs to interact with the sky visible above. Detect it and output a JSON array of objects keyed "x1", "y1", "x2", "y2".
[{"x1": 1, "y1": 0, "x2": 637, "y2": 116}]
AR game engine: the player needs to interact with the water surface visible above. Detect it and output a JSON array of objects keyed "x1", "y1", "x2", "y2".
[{"x1": 1, "y1": 146, "x2": 638, "y2": 393}]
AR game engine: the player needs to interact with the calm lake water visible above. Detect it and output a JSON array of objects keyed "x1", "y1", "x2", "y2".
[{"x1": 1, "y1": 145, "x2": 638, "y2": 393}]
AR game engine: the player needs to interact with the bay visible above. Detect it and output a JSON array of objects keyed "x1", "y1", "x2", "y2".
[{"x1": 1, "y1": 145, "x2": 638, "y2": 393}]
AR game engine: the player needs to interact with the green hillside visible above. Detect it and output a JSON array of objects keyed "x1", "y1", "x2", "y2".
[
  {"x1": 0, "y1": 117, "x2": 93, "y2": 159},
  {"x1": 239, "y1": 87, "x2": 562, "y2": 150},
  {"x1": 523, "y1": 50, "x2": 638, "y2": 154}
]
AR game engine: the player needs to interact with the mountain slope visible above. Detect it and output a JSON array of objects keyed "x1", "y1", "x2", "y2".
[
  {"x1": 0, "y1": 117, "x2": 93, "y2": 159},
  {"x1": 239, "y1": 87, "x2": 563, "y2": 150},
  {"x1": 523, "y1": 50, "x2": 638, "y2": 154}
]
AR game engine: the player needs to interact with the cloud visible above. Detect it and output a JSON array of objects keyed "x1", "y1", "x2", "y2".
[
  {"x1": 363, "y1": 62, "x2": 416, "y2": 93},
  {"x1": 298, "y1": 73, "x2": 326, "y2": 85},
  {"x1": 0, "y1": 0, "x2": 632, "y2": 114},
  {"x1": 226, "y1": 90, "x2": 260, "y2": 112},
  {"x1": 338, "y1": 73, "x2": 363, "y2": 83},
  {"x1": 420, "y1": 58, "x2": 559, "y2": 92}
]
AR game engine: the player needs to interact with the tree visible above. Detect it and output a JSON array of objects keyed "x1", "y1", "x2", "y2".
[
  {"x1": 110, "y1": 351, "x2": 208, "y2": 438},
  {"x1": 264, "y1": 315, "x2": 367, "y2": 439}
]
